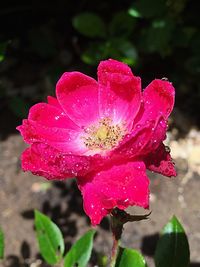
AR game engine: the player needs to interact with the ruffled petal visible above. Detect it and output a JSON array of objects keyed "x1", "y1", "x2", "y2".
[
  {"x1": 28, "y1": 103, "x2": 80, "y2": 130},
  {"x1": 113, "y1": 118, "x2": 156, "y2": 158},
  {"x1": 21, "y1": 143, "x2": 93, "y2": 180},
  {"x1": 142, "y1": 79, "x2": 175, "y2": 121},
  {"x1": 113, "y1": 115, "x2": 167, "y2": 161},
  {"x1": 17, "y1": 102, "x2": 88, "y2": 154},
  {"x1": 140, "y1": 116, "x2": 167, "y2": 154},
  {"x1": 77, "y1": 161, "x2": 149, "y2": 225},
  {"x1": 47, "y1": 96, "x2": 62, "y2": 108},
  {"x1": 56, "y1": 72, "x2": 99, "y2": 127},
  {"x1": 144, "y1": 143, "x2": 177, "y2": 177},
  {"x1": 97, "y1": 59, "x2": 141, "y2": 129},
  {"x1": 117, "y1": 79, "x2": 175, "y2": 160},
  {"x1": 17, "y1": 119, "x2": 87, "y2": 154}
]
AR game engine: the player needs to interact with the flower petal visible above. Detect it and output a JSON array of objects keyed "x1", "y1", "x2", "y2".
[
  {"x1": 113, "y1": 118, "x2": 155, "y2": 157},
  {"x1": 142, "y1": 79, "x2": 175, "y2": 121},
  {"x1": 97, "y1": 59, "x2": 141, "y2": 128},
  {"x1": 144, "y1": 143, "x2": 177, "y2": 177},
  {"x1": 141, "y1": 116, "x2": 167, "y2": 154},
  {"x1": 17, "y1": 119, "x2": 87, "y2": 154},
  {"x1": 28, "y1": 103, "x2": 80, "y2": 130},
  {"x1": 113, "y1": 116, "x2": 167, "y2": 161},
  {"x1": 77, "y1": 161, "x2": 149, "y2": 225},
  {"x1": 56, "y1": 72, "x2": 99, "y2": 127},
  {"x1": 21, "y1": 143, "x2": 93, "y2": 180},
  {"x1": 118, "y1": 79, "x2": 175, "y2": 160},
  {"x1": 47, "y1": 96, "x2": 62, "y2": 108}
]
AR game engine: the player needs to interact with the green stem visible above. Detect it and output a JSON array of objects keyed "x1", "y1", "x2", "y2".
[
  {"x1": 110, "y1": 235, "x2": 120, "y2": 267},
  {"x1": 110, "y1": 211, "x2": 123, "y2": 267},
  {"x1": 109, "y1": 208, "x2": 151, "y2": 267}
]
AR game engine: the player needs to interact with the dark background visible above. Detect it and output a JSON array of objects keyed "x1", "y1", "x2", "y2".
[
  {"x1": 0, "y1": 0, "x2": 200, "y2": 140},
  {"x1": 0, "y1": 1, "x2": 200, "y2": 267}
]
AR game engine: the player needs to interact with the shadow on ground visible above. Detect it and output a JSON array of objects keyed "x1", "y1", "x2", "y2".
[{"x1": 2, "y1": 180, "x2": 110, "y2": 267}]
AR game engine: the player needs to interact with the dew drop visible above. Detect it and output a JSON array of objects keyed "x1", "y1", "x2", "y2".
[
  {"x1": 55, "y1": 116, "x2": 60, "y2": 120},
  {"x1": 136, "y1": 124, "x2": 141, "y2": 129},
  {"x1": 159, "y1": 119, "x2": 166, "y2": 128},
  {"x1": 137, "y1": 141, "x2": 142, "y2": 148}
]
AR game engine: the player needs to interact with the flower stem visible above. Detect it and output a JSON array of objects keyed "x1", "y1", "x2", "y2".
[
  {"x1": 109, "y1": 208, "x2": 151, "y2": 266},
  {"x1": 110, "y1": 234, "x2": 120, "y2": 267},
  {"x1": 110, "y1": 210, "x2": 123, "y2": 267}
]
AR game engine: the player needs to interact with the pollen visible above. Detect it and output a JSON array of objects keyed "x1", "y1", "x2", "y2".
[{"x1": 82, "y1": 118, "x2": 125, "y2": 151}]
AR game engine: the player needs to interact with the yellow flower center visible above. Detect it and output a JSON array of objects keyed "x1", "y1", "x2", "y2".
[{"x1": 82, "y1": 118, "x2": 125, "y2": 151}]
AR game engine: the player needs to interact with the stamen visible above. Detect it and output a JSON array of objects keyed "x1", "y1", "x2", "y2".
[{"x1": 82, "y1": 118, "x2": 125, "y2": 151}]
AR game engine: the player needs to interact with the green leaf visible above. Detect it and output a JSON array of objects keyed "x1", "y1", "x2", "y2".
[
  {"x1": 109, "y1": 11, "x2": 136, "y2": 37},
  {"x1": 73, "y1": 13, "x2": 106, "y2": 38},
  {"x1": 155, "y1": 216, "x2": 190, "y2": 267},
  {"x1": 97, "y1": 253, "x2": 108, "y2": 267},
  {"x1": 111, "y1": 39, "x2": 138, "y2": 66},
  {"x1": 128, "y1": 8, "x2": 142, "y2": 18},
  {"x1": 64, "y1": 229, "x2": 96, "y2": 267},
  {"x1": 116, "y1": 247, "x2": 147, "y2": 267},
  {"x1": 81, "y1": 42, "x2": 108, "y2": 65},
  {"x1": 81, "y1": 39, "x2": 138, "y2": 66},
  {"x1": 34, "y1": 210, "x2": 64, "y2": 265},
  {"x1": 129, "y1": 0, "x2": 166, "y2": 18},
  {"x1": 140, "y1": 18, "x2": 174, "y2": 56},
  {"x1": 0, "y1": 227, "x2": 4, "y2": 259}
]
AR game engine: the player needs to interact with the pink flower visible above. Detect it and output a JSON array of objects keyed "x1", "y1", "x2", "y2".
[{"x1": 17, "y1": 59, "x2": 176, "y2": 225}]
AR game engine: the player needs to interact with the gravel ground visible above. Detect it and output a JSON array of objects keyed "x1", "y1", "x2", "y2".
[{"x1": 0, "y1": 133, "x2": 200, "y2": 267}]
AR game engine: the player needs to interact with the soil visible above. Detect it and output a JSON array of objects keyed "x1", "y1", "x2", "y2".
[{"x1": 0, "y1": 130, "x2": 200, "y2": 267}]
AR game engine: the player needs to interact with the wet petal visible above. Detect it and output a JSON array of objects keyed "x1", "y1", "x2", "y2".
[
  {"x1": 28, "y1": 103, "x2": 80, "y2": 130},
  {"x1": 142, "y1": 79, "x2": 175, "y2": 121},
  {"x1": 17, "y1": 119, "x2": 87, "y2": 154},
  {"x1": 47, "y1": 96, "x2": 62, "y2": 108},
  {"x1": 113, "y1": 116, "x2": 167, "y2": 159},
  {"x1": 56, "y1": 72, "x2": 99, "y2": 127},
  {"x1": 78, "y1": 161, "x2": 149, "y2": 225},
  {"x1": 21, "y1": 143, "x2": 93, "y2": 180},
  {"x1": 98, "y1": 59, "x2": 141, "y2": 129},
  {"x1": 144, "y1": 143, "x2": 177, "y2": 177}
]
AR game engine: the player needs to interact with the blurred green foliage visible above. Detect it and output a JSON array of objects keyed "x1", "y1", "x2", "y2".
[
  {"x1": 0, "y1": 0, "x2": 200, "y2": 127},
  {"x1": 72, "y1": 0, "x2": 198, "y2": 72},
  {"x1": 73, "y1": 11, "x2": 138, "y2": 66}
]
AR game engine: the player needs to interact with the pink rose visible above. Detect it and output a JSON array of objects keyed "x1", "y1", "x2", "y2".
[{"x1": 17, "y1": 59, "x2": 176, "y2": 225}]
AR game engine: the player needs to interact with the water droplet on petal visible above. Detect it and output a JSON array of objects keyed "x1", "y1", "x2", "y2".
[
  {"x1": 55, "y1": 116, "x2": 60, "y2": 120},
  {"x1": 136, "y1": 124, "x2": 141, "y2": 129}
]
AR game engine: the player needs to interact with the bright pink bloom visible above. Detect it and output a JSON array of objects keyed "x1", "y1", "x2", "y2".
[{"x1": 17, "y1": 59, "x2": 176, "y2": 225}]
